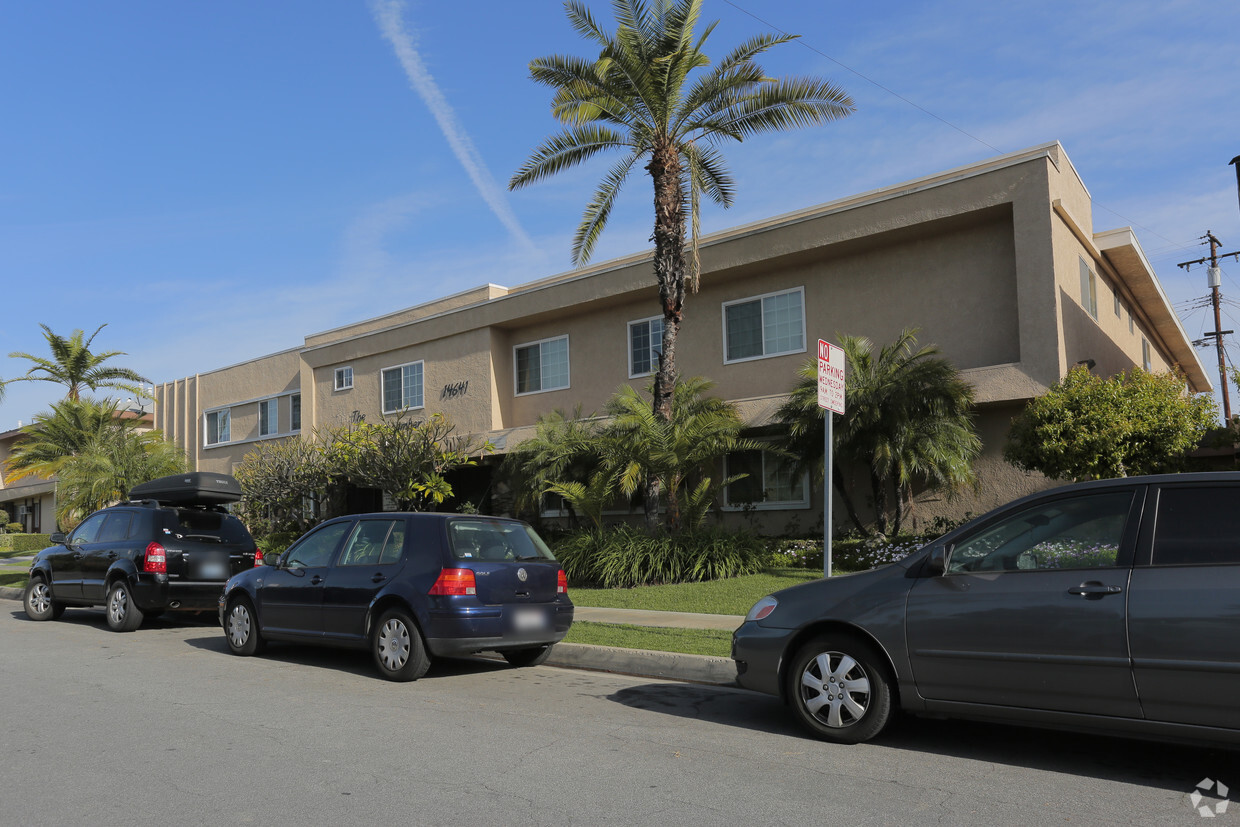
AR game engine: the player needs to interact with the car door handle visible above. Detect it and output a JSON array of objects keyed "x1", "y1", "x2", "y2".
[
  {"x1": 1068, "y1": 582, "x2": 1122, "y2": 597},
  {"x1": 310, "y1": 575, "x2": 323, "y2": 585},
  {"x1": 371, "y1": 574, "x2": 386, "y2": 584},
  {"x1": 106, "y1": 552, "x2": 118, "y2": 559}
]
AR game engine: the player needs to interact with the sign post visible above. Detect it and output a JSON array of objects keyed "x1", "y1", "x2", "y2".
[{"x1": 817, "y1": 339, "x2": 845, "y2": 578}]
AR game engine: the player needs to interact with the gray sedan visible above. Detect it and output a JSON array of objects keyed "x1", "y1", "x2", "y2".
[{"x1": 732, "y1": 472, "x2": 1240, "y2": 745}]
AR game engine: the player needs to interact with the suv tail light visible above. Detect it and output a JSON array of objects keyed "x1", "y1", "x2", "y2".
[
  {"x1": 557, "y1": 569, "x2": 568, "y2": 594},
  {"x1": 429, "y1": 568, "x2": 477, "y2": 596},
  {"x1": 254, "y1": 548, "x2": 264, "y2": 567},
  {"x1": 143, "y1": 542, "x2": 167, "y2": 574}
]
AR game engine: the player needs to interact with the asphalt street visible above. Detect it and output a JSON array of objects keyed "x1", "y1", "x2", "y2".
[{"x1": 2, "y1": 606, "x2": 1237, "y2": 826}]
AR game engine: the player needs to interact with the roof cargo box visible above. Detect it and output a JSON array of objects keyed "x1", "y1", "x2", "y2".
[{"x1": 129, "y1": 472, "x2": 243, "y2": 506}]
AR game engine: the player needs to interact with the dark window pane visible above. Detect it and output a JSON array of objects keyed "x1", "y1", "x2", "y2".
[
  {"x1": 1153, "y1": 487, "x2": 1240, "y2": 565},
  {"x1": 726, "y1": 301, "x2": 763, "y2": 360}
]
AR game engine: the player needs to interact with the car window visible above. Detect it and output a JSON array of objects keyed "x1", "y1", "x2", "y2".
[
  {"x1": 447, "y1": 519, "x2": 556, "y2": 562},
  {"x1": 947, "y1": 491, "x2": 1132, "y2": 573},
  {"x1": 285, "y1": 522, "x2": 350, "y2": 569},
  {"x1": 97, "y1": 513, "x2": 133, "y2": 543},
  {"x1": 162, "y1": 508, "x2": 251, "y2": 543},
  {"x1": 338, "y1": 520, "x2": 404, "y2": 567},
  {"x1": 1152, "y1": 486, "x2": 1240, "y2": 566},
  {"x1": 69, "y1": 512, "x2": 109, "y2": 545}
]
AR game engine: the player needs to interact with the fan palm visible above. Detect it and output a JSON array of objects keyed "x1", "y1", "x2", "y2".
[
  {"x1": 8, "y1": 323, "x2": 149, "y2": 401},
  {"x1": 510, "y1": 0, "x2": 854, "y2": 440},
  {"x1": 778, "y1": 329, "x2": 980, "y2": 536},
  {"x1": 4, "y1": 398, "x2": 126, "y2": 482}
]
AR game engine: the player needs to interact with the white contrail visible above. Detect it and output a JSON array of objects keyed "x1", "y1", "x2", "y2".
[{"x1": 369, "y1": 0, "x2": 538, "y2": 254}]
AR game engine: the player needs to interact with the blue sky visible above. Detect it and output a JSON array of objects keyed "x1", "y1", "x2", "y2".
[{"x1": 1, "y1": 0, "x2": 1238, "y2": 427}]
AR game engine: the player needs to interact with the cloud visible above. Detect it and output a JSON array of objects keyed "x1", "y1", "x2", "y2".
[{"x1": 369, "y1": 0, "x2": 540, "y2": 257}]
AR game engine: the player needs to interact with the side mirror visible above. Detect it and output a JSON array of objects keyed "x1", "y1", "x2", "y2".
[
  {"x1": 924, "y1": 544, "x2": 948, "y2": 577},
  {"x1": 50, "y1": 532, "x2": 67, "y2": 546}
]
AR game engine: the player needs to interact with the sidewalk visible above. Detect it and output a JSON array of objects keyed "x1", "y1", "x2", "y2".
[{"x1": 0, "y1": 586, "x2": 741, "y2": 685}]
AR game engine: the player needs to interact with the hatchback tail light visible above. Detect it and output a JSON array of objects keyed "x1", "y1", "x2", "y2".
[
  {"x1": 143, "y1": 542, "x2": 167, "y2": 574},
  {"x1": 254, "y1": 548, "x2": 264, "y2": 567},
  {"x1": 557, "y1": 569, "x2": 568, "y2": 595},
  {"x1": 428, "y1": 568, "x2": 477, "y2": 596}
]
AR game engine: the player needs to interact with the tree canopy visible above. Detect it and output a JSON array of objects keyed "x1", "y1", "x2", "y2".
[
  {"x1": 7, "y1": 323, "x2": 149, "y2": 401},
  {"x1": 1004, "y1": 365, "x2": 1217, "y2": 481}
]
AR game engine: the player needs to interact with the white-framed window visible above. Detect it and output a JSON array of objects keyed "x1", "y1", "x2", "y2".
[
  {"x1": 205, "y1": 409, "x2": 231, "y2": 446},
  {"x1": 515, "y1": 335, "x2": 570, "y2": 395},
  {"x1": 628, "y1": 315, "x2": 664, "y2": 377},
  {"x1": 1079, "y1": 258, "x2": 1098, "y2": 319},
  {"x1": 259, "y1": 399, "x2": 278, "y2": 436},
  {"x1": 723, "y1": 447, "x2": 809, "y2": 510},
  {"x1": 722, "y1": 287, "x2": 805, "y2": 363},
  {"x1": 382, "y1": 361, "x2": 424, "y2": 413},
  {"x1": 334, "y1": 366, "x2": 353, "y2": 391},
  {"x1": 1142, "y1": 338, "x2": 1151, "y2": 372},
  {"x1": 291, "y1": 394, "x2": 302, "y2": 431}
]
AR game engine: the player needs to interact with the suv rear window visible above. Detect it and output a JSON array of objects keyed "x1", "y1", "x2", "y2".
[
  {"x1": 159, "y1": 509, "x2": 251, "y2": 544},
  {"x1": 447, "y1": 519, "x2": 556, "y2": 562}
]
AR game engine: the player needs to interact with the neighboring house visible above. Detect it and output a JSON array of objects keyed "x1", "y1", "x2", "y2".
[{"x1": 153, "y1": 142, "x2": 1210, "y2": 531}]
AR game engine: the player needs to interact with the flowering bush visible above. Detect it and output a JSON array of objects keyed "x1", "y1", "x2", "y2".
[
  {"x1": 1026, "y1": 539, "x2": 1118, "y2": 569},
  {"x1": 768, "y1": 537, "x2": 925, "y2": 572}
]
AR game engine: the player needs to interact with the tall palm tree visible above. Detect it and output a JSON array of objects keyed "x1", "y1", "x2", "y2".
[
  {"x1": 511, "y1": 0, "x2": 853, "y2": 524},
  {"x1": 8, "y1": 323, "x2": 150, "y2": 401},
  {"x1": 777, "y1": 328, "x2": 980, "y2": 537}
]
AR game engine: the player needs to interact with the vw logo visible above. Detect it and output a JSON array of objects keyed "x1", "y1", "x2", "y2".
[{"x1": 517, "y1": 568, "x2": 528, "y2": 582}]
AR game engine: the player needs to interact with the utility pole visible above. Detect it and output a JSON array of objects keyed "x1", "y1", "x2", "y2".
[{"x1": 1179, "y1": 232, "x2": 1240, "y2": 423}]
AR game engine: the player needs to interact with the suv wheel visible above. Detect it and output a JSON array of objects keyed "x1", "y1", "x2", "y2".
[
  {"x1": 106, "y1": 580, "x2": 145, "y2": 632},
  {"x1": 23, "y1": 577, "x2": 65, "y2": 621}
]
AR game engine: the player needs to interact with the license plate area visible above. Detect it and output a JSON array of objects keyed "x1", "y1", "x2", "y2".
[
  {"x1": 512, "y1": 607, "x2": 549, "y2": 632},
  {"x1": 199, "y1": 562, "x2": 228, "y2": 580}
]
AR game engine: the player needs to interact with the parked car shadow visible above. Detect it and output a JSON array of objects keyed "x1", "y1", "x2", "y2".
[
  {"x1": 608, "y1": 682, "x2": 1240, "y2": 793},
  {"x1": 182, "y1": 632, "x2": 513, "y2": 681}
]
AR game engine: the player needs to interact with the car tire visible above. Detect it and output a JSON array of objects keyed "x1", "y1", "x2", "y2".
[
  {"x1": 224, "y1": 596, "x2": 265, "y2": 656},
  {"x1": 501, "y1": 645, "x2": 552, "y2": 667},
  {"x1": 786, "y1": 634, "x2": 893, "y2": 744},
  {"x1": 106, "y1": 580, "x2": 145, "y2": 632},
  {"x1": 372, "y1": 608, "x2": 430, "y2": 682},
  {"x1": 23, "y1": 577, "x2": 65, "y2": 621}
]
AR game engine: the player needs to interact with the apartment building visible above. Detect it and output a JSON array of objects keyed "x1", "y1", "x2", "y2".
[{"x1": 154, "y1": 142, "x2": 1210, "y2": 530}]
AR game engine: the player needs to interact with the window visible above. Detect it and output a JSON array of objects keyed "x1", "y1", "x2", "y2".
[
  {"x1": 1079, "y1": 258, "x2": 1098, "y2": 319},
  {"x1": 1152, "y1": 487, "x2": 1240, "y2": 565},
  {"x1": 447, "y1": 518, "x2": 557, "y2": 562},
  {"x1": 205, "y1": 409, "x2": 230, "y2": 445},
  {"x1": 291, "y1": 394, "x2": 301, "y2": 431},
  {"x1": 335, "y1": 366, "x2": 353, "y2": 391},
  {"x1": 284, "y1": 522, "x2": 350, "y2": 569},
  {"x1": 259, "y1": 399, "x2": 277, "y2": 436},
  {"x1": 1114, "y1": 293, "x2": 1122, "y2": 317},
  {"x1": 1142, "y1": 338, "x2": 1151, "y2": 372},
  {"x1": 338, "y1": 520, "x2": 405, "y2": 567},
  {"x1": 515, "y1": 336, "x2": 570, "y2": 394},
  {"x1": 98, "y1": 513, "x2": 133, "y2": 543},
  {"x1": 382, "y1": 361, "x2": 424, "y2": 413},
  {"x1": 1129, "y1": 309, "x2": 1134, "y2": 334},
  {"x1": 724, "y1": 448, "x2": 809, "y2": 509},
  {"x1": 946, "y1": 492, "x2": 1132, "y2": 573},
  {"x1": 629, "y1": 316, "x2": 664, "y2": 377},
  {"x1": 69, "y1": 512, "x2": 108, "y2": 545},
  {"x1": 723, "y1": 288, "x2": 805, "y2": 363}
]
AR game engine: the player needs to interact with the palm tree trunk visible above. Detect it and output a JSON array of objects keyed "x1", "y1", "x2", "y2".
[
  {"x1": 871, "y1": 472, "x2": 889, "y2": 537},
  {"x1": 645, "y1": 139, "x2": 686, "y2": 531},
  {"x1": 832, "y1": 461, "x2": 867, "y2": 535}
]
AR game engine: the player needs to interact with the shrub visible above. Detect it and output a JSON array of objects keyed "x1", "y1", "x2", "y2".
[
  {"x1": 5, "y1": 534, "x2": 52, "y2": 553},
  {"x1": 6, "y1": 523, "x2": 24, "y2": 534},
  {"x1": 767, "y1": 536, "x2": 926, "y2": 572},
  {"x1": 552, "y1": 526, "x2": 766, "y2": 588},
  {"x1": 255, "y1": 531, "x2": 302, "y2": 561}
]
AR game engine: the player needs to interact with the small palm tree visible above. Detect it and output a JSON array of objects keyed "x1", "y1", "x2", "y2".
[
  {"x1": 8, "y1": 323, "x2": 150, "y2": 401},
  {"x1": 54, "y1": 428, "x2": 185, "y2": 529},
  {"x1": 501, "y1": 406, "x2": 606, "y2": 525},
  {"x1": 5, "y1": 398, "x2": 124, "y2": 482},
  {"x1": 511, "y1": 1, "x2": 853, "y2": 465},
  {"x1": 778, "y1": 329, "x2": 980, "y2": 536}
]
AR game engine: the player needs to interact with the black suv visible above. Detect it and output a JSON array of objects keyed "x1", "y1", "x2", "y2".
[{"x1": 23, "y1": 472, "x2": 261, "y2": 631}]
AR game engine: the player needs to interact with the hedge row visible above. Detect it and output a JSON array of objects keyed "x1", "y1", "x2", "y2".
[{"x1": 0, "y1": 534, "x2": 53, "y2": 553}]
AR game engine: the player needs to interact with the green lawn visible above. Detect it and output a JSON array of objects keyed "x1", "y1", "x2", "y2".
[
  {"x1": 0, "y1": 569, "x2": 29, "y2": 589},
  {"x1": 568, "y1": 568, "x2": 821, "y2": 616},
  {"x1": 562, "y1": 621, "x2": 732, "y2": 657}
]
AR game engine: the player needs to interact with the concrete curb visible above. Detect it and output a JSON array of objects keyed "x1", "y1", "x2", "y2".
[{"x1": 0, "y1": 588, "x2": 738, "y2": 686}]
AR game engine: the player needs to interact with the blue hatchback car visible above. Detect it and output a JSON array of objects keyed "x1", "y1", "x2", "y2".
[{"x1": 219, "y1": 513, "x2": 573, "y2": 680}]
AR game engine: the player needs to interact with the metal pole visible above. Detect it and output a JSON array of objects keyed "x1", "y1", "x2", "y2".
[{"x1": 824, "y1": 412, "x2": 832, "y2": 578}]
